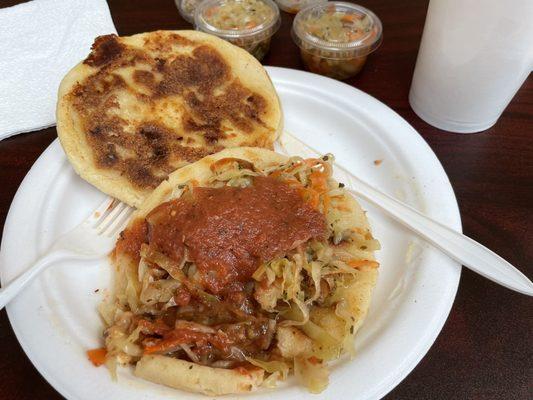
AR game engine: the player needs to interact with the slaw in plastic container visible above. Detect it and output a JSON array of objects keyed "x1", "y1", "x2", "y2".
[
  {"x1": 176, "y1": 0, "x2": 203, "y2": 23},
  {"x1": 274, "y1": 0, "x2": 326, "y2": 14},
  {"x1": 194, "y1": 0, "x2": 281, "y2": 61},
  {"x1": 292, "y1": 2, "x2": 382, "y2": 79}
]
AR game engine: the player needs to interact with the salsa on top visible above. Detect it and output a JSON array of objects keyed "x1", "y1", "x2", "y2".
[
  {"x1": 118, "y1": 175, "x2": 326, "y2": 294},
  {"x1": 114, "y1": 174, "x2": 326, "y2": 363}
]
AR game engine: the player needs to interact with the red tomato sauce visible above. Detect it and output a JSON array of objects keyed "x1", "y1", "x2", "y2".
[{"x1": 132, "y1": 175, "x2": 326, "y2": 293}]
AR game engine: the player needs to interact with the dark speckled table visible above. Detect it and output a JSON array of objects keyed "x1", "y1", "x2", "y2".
[{"x1": 0, "y1": 0, "x2": 531, "y2": 399}]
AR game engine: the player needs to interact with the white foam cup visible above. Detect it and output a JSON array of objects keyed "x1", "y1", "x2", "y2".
[{"x1": 409, "y1": 0, "x2": 533, "y2": 133}]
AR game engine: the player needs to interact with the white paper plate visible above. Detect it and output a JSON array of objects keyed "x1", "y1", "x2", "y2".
[{"x1": 0, "y1": 67, "x2": 461, "y2": 400}]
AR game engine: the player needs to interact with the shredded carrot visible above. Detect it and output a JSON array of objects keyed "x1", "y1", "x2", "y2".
[
  {"x1": 322, "y1": 193, "x2": 331, "y2": 213},
  {"x1": 268, "y1": 169, "x2": 282, "y2": 179},
  {"x1": 286, "y1": 161, "x2": 306, "y2": 173},
  {"x1": 143, "y1": 329, "x2": 215, "y2": 355},
  {"x1": 245, "y1": 21, "x2": 257, "y2": 29},
  {"x1": 341, "y1": 14, "x2": 362, "y2": 23},
  {"x1": 333, "y1": 204, "x2": 352, "y2": 212},
  {"x1": 283, "y1": 177, "x2": 306, "y2": 194},
  {"x1": 300, "y1": 188, "x2": 320, "y2": 209},
  {"x1": 210, "y1": 157, "x2": 253, "y2": 172},
  {"x1": 309, "y1": 171, "x2": 328, "y2": 193},
  {"x1": 87, "y1": 348, "x2": 107, "y2": 367},
  {"x1": 347, "y1": 259, "x2": 379, "y2": 269},
  {"x1": 144, "y1": 339, "x2": 180, "y2": 355},
  {"x1": 348, "y1": 32, "x2": 363, "y2": 41},
  {"x1": 270, "y1": 159, "x2": 329, "y2": 209},
  {"x1": 205, "y1": 6, "x2": 219, "y2": 17},
  {"x1": 235, "y1": 366, "x2": 254, "y2": 376},
  {"x1": 308, "y1": 356, "x2": 322, "y2": 365},
  {"x1": 138, "y1": 318, "x2": 172, "y2": 335},
  {"x1": 269, "y1": 161, "x2": 304, "y2": 179}
]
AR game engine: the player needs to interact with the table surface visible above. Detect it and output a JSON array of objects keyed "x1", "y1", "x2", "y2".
[{"x1": 0, "y1": 0, "x2": 531, "y2": 399}]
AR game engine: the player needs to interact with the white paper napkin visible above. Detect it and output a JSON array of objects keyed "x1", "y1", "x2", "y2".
[{"x1": 0, "y1": 0, "x2": 117, "y2": 140}]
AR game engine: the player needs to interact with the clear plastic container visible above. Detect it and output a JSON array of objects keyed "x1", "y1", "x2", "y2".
[
  {"x1": 176, "y1": 0, "x2": 203, "y2": 23},
  {"x1": 292, "y1": 2, "x2": 382, "y2": 80},
  {"x1": 194, "y1": 0, "x2": 281, "y2": 61},
  {"x1": 275, "y1": 0, "x2": 326, "y2": 14}
]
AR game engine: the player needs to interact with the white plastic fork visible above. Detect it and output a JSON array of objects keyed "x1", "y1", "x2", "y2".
[
  {"x1": 0, "y1": 197, "x2": 133, "y2": 309},
  {"x1": 277, "y1": 132, "x2": 533, "y2": 296}
]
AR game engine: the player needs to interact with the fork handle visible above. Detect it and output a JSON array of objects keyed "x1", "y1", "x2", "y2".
[
  {"x1": 347, "y1": 179, "x2": 533, "y2": 296},
  {"x1": 0, "y1": 250, "x2": 68, "y2": 310}
]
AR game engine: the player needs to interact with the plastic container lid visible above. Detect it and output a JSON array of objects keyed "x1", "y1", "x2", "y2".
[
  {"x1": 292, "y1": 2, "x2": 382, "y2": 59},
  {"x1": 274, "y1": 0, "x2": 326, "y2": 14},
  {"x1": 195, "y1": 0, "x2": 281, "y2": 43},
  {"x1": 176, "y1": 0, "x2": 203, "y2": 23}
]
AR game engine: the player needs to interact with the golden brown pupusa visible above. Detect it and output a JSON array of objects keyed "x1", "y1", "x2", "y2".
[{"x1": 57, "y1": 30, "x2": 282, "y2": 207}]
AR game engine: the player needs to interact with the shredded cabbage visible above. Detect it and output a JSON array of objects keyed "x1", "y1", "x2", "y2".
[
  {"x1": 301, "y1": 320, "x2": 342, "y2": 361},
  {"x1": 246, "y1": 358, "x2": 290, "y2": 388},
  {"x1": 101, "y1": 154, "x2": 380, "y2": 394},
  {"x1": 139, "y1": 278, "x2": 181, "y2": 306},
  {"x1": 294, "y1": 356, "x2": 329, "y2": 394}
]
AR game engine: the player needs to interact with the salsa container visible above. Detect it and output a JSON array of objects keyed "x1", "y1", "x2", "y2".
[
  {"x1": 292, "y1": 2, "x2": 382, "y2": 80},
  {"x1": 195, "y1": 0, "x2": 281, "y2": 61}
]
